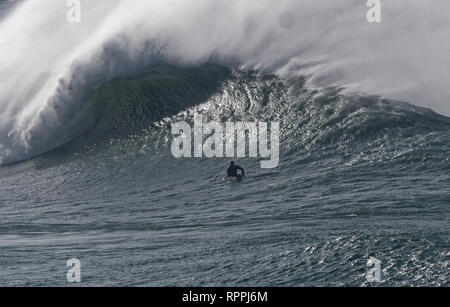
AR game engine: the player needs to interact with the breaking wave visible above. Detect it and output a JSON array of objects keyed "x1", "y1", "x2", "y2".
[{"x1": 1, "y1": 0, "x2": 450, "y2": 164}]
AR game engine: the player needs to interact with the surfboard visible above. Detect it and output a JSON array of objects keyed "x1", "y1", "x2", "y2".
[{"x1": 223, "y1": 175, "x2": 243, "y2": 183}]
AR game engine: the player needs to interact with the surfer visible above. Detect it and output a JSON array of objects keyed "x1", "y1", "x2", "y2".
[{"x1": 227, "y1": 161, "x2": 245, "y2": 180}]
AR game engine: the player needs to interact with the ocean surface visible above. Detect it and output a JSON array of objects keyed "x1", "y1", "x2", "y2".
[{"x1": 0, "y1": 0, "x2": 449, "y2": 286}]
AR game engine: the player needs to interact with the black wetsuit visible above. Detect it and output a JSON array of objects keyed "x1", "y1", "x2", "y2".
[{"x1": 227, "y1": 165, "x2": 244, "y2": 177}]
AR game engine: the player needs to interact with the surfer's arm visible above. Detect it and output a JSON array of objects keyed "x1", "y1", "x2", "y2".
[{"x1": 238, "y1": 166, "x2": 245, "y2": 176}]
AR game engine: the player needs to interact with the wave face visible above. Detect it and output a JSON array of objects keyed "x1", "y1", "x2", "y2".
[
  {"x1": 1, "y1": 0, "x2": 450, "y2": 164},
  {"x1": 26, "y1": 64, "x2": 447, "y2": 176}
]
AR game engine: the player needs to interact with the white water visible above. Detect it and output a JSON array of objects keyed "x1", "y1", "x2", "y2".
[{"x1": 1, "y1": 0, "x2": 449, "y2": 164}]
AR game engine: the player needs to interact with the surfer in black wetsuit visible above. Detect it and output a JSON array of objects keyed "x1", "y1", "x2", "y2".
[{"x1": 227, "y1": 161, "x2": 244, "y2": 179}]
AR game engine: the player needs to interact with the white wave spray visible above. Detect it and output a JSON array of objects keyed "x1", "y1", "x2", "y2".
[{"x1": 1, "y1": 0, "x2": 449, "y2": 164}]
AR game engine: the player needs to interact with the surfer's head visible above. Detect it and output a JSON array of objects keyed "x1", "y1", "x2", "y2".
[{"x1": 230, "y1": 161, "x2": 235, "y2": 165}]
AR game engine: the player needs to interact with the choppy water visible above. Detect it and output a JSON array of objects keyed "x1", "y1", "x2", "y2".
[{"x1": 0, "y1": 0, "x2": 449, "y2": 287}]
